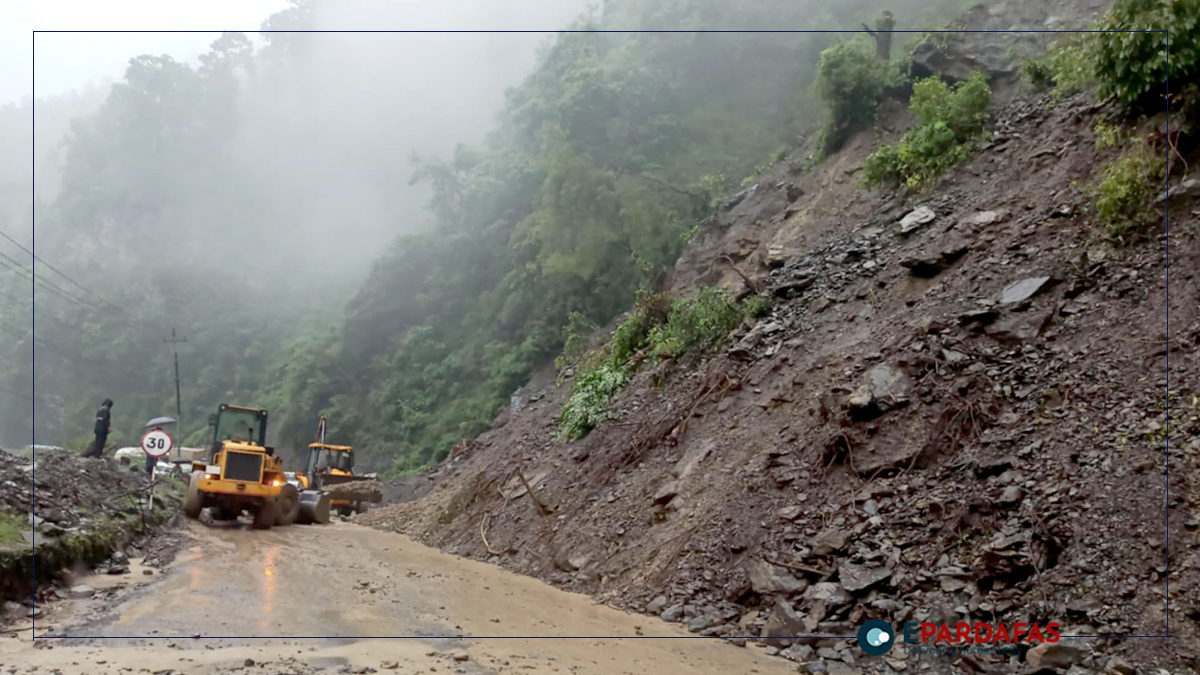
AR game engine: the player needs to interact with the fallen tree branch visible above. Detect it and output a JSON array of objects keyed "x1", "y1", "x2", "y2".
[
  {"x1": 480, "y1": 512, "x2": 503, "y2": 556},
  {"x1": 613, "y1": 168, "x2": 708, "y2": 204},
  {"x1": 517, "y1": 468, "x2": 550, "y2": 515},
  {"x1": 708, "y1": 255, "x2": 760, "y2": 294},
  {"x1": 762, "y1": 554, "x2": 830, "y2": 578}
]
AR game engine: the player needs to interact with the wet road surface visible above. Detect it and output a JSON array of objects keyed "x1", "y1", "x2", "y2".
[{"x1": 1, "y1": 520, "x2": 798, "y2": 674}]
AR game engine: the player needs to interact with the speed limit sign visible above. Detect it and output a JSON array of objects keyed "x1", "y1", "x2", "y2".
[{"x1": 141, "y1": 429, "x2": 174, "y2": 458}]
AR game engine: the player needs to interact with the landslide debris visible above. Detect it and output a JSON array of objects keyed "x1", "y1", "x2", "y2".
[
  {"x1": 358, "y1": 2, "x2": 1191, "y2": 673},
  {"x1": 0, "y1": 449, "x2": 184, "y2": 609}
]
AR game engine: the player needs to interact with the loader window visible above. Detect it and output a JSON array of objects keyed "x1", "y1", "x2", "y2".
[
  {"x1": 214, "y1": 408, "x2": 266, "y2": 446},
  {"x1": 330, "y1": 450, "x2": 354, "y2": 472}
]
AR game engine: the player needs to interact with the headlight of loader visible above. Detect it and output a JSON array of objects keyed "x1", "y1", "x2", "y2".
[
  {"x1": 205, "y1": 465, "x2": 221, "y2": 476},
  {"x1": 271, "y1": 479, "x2": 282, "y2": 487}
]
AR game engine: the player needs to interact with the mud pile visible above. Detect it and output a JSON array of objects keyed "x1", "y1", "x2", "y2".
[
  {"x1": 0, "y1": 450, "x2": 184, "y2": 607},
  {"x1": 358, "y1": 2, "x2": 1195, "y2": 671},
  {"x1": 361, "y1": 82, "x2": 1194, "y2": 672}
]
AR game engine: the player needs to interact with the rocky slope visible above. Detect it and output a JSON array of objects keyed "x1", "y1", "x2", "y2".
[
  {"x1": 359, "y1": 4, "x2": 1192, "y2": 674},
  {"x1": 0, "y1": 450, "x2": 184, "y2": 614}
]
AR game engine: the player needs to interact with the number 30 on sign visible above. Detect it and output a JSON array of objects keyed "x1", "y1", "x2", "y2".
[{"x1": 141, "y1": 429, "x2": 173, "y2": 458}]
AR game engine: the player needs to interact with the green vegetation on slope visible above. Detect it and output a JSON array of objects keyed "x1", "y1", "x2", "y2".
[
  {"x1": 0, "y1": 512, "x2": 24, "y2": 546},
  {"x1": 863, "y1": 72, "x2": 992, "y2": 190},
  {"x1": 558, "y1": 288, "x2": 769, "y2": 440},
  {"x1": 0, "y1": 0, "x2": 1023, "y2": 471}
]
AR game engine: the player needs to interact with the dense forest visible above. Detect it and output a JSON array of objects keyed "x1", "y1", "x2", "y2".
[{"x1": 1, "y1": 0, "x2": 981, "y2": 469}]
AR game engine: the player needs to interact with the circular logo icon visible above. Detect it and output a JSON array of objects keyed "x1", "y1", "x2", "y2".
[{"x1": 857, "y1": 619, "x2": 896, "y2": 656}]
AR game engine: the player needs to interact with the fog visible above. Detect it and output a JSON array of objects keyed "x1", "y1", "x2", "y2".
[
  {"x1": 14, "y1": 1, "x2": 591, "y2": 291},
  {"x1": 0, "y1": 0, "x2": 594, "y2": 449}
]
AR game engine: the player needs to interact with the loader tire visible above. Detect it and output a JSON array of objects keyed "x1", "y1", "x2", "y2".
[
  {"x1": 251, "y1": 498, "x2": 278, "y2": 530},
  {"x1": 183, "y1": 471, "x2": 204, "y2": 520},
  {"x1": 276, "y1": 485, "x2": 300, "y2": 526}
]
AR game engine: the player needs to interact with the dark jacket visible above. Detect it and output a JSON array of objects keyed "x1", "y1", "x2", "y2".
[{"x1": 94, "y1": 399, "x2": 112, "y2": 435}]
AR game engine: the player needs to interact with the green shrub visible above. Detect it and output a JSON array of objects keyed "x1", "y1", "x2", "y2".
[
  {"x1": 742, "y1": 293, "x2": 773, "y2": 318},
  {"x1": 1093, "y1": 0, "x2": 1199, "y2": 110},
  {"x1": 813, "y1": 38, "x2": 905, "y2": 159},
  {"x1": 863, "y1": 73, "x2": 992, "y2": 190},
  {"x1": 1093, "y1": 120, "x2": 1122, "y2": 150},
  {"x1": 648, "y1": 287, "x2": 745, "y2": 359},
  {"x1": 1021, "y1": 36, "x2": 1098, "y2": 98},
  {"x1": 555, "y1": 311, "x2": 597, "y2": 373},
  {"x1": 1088, "y1": 136, "x2": 1167, "y2": 242},
  {"x1": 0, "y1": 511, "x2": 24, "y2": 546},
  {"x1": 558, "y1": 363, "x2": 631, "y2": 440},
  {"x1": 555, "y1": 287, "x2": 767, "y2": 439}
]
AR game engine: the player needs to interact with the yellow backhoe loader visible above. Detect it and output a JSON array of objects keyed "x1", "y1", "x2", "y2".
[
  {"x1": 183, "y1": 404, "x2": 331, "y2": 528},
  {"x1": 296, "y1": 416, "x2": 382, "y2": 517}
]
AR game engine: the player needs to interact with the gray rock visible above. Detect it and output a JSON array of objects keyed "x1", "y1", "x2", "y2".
[
  {"x1": 911, "y1": 39, "x2": 1005, "y2": 83},
  {"x1": 660, "y1": 604, "x2": 685, "y2": 622},
  {"x1": 67, "y1": 585, "x2": 95, "y2": 599},
  {"x1": 688, "y1": 616, "x2": 716, "y2": 633},
  {"x1": 1027, "y1": 642, "x2": 1087, "y2": 670},
  {"x1": 789, "y1": 645, "x2": 816, "y2": 661},
  {"x1": 1106, "y1": 657, "x2": 1137, "y2": 675},
  {"x1": 960, "y1": 210, "x2": 1004, "y2": 229},
  {"x1": 804, "y1": 582, "x2": 853, "y2": 608},
  {"x1": 812, "y1": 530, "x2": 846, "y2": 556},
  {"x1": 1, "y1": 601, "x2": 22, "y2": 618},
  {"x1": 749, "y1": 560, "x2": 809, "y2": 595},
  {"x1": 999, "y1": 485, "x2": 1023, "y2": 504},
  {"x1": 646, "y1": 595, "x2": 669, "y2": 615},
  {"x1": 838, "y1": 562, "x2": 893, "y2": 593},
  {"x1": 817, "y1": 647, "x2": 841, "y2": 661},
  {"x1": 653, "y1": 481, "x2": 679, "y2": 506},
  {"x1": 762, "y1": 598, "x2": 806, "y2": 647},
  {"x1": 862, "y1": 499, "x2": 879, "y2": 516},
  {"x1": 899, "y1": 206, "x2": 936, "y2": 234},
  {"x1": 984, "y1": 309, "x2": 1053, "y2": 345},
  {"x1": 847, "y1": 365, "x2": 912, "y2": 419},
  {"x1": 111, "y1": 550, "x2": 129, "y2": 565},
  {"x1": 1000, "y1": 276, "x2": 1052, "y2": 305}
]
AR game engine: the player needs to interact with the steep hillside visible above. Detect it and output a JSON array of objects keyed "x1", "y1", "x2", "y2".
[
  {"x1": 364, "y1": 79, "x2": 1188, "y2": 668},
  {"x1": 355, "y1": 2, "x2": 1195, "y2": 674},
  {"x1": 358, "y1": 4, "x2": 1195, "y2": 671}
]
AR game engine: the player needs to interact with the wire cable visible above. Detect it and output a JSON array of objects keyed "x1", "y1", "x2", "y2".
[{"x1": 0, "y1": 228, "x2": 145, "y2": 323}]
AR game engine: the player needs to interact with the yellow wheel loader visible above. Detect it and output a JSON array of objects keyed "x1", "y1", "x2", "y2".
[
  {"x1": 183, "y1": 404, "x2": 331, "y2": 528},
  {"x1": 295, "y1": 416, "x2": 382, "y2": 517}
]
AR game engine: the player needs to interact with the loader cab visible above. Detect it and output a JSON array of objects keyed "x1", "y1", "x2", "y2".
[
  {"x1": 208, "y1": 404, "x2": 269, "y2": 458},
  {"x1": 304, "y1": 443, "x2": 355, "y2": 487}
]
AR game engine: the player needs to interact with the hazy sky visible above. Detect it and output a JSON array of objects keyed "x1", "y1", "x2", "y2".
[{"x1": 3, "y1": 0, "x2": 292, "y2": 105}]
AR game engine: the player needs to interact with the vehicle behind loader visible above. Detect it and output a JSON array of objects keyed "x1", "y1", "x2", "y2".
[
  {"x1": 295, "y1": 416, "x2": 382, "y2": 517},
  {"x1": 183, "y1": 404, "x2": 331, "y2": 528}
]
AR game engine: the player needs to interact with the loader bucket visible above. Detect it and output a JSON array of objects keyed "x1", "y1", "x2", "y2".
[{"x1": 297, "y1": 489, "x2": 331, "y2": 525}]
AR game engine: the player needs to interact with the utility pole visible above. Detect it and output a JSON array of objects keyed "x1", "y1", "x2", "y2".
[{"x1": 163, "y1": 328, "x2": 187, "y2": 439}]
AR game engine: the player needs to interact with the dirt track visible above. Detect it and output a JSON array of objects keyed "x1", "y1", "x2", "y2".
[{"x1": 1, "y1": 520, "x2": 798, "y2": 675}]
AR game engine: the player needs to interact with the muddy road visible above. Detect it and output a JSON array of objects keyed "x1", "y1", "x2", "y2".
[{"x1": 2, "y1": 521, "x2": 797, "y2": 674}]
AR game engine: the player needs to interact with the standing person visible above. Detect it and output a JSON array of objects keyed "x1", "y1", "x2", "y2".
[{"x1": 88, "y1": 398, "x2": 113, "y2": 459}]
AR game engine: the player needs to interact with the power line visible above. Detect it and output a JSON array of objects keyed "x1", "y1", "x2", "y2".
[
  {"x1": 0, "y1": 320, "x2": 148, "y2": 383},
  {"x1": 0, "y1": 227, "x2": 145, "y2": 324},
  {"x1": 0, "y1": 253, "x2": 100, "y2": 313},
  {"x1": 0, "y1": 383, "x2": 46, "y2": 404}
]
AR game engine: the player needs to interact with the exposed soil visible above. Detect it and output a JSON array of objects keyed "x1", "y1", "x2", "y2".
[{"x1": 362, "y1": 82, "x2": 1194, "y2": 674}]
